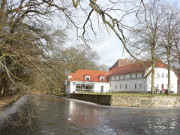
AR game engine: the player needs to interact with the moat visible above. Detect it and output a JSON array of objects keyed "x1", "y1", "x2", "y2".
[{"x1": 0, "y1": 94, "x2": 180, "y2": 135}]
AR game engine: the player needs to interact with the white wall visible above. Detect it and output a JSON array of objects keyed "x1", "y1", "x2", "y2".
[
  {"x1": 94, "y1": 82, "x2": 110, "y2": 92},
  {"x1": 70, "y1": 82, "x2": 75, "y2": 93},
  {"x1": 109, "y1": 72, "x2": 146, "y2": 92},
  {"x1": 110, "y1": 78, "x2": 145, "y2": 92},
  {"x1": 146, "y1": 67, "x2": 178, "y2": 93}
]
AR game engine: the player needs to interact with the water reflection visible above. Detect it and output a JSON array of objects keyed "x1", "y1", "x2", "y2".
[
  {"x1": 68, "y1": 100, "x2": 104, "y2": 127},
  {"x1": 0, "y1": 95, "x2": 180, "y2": 135}
]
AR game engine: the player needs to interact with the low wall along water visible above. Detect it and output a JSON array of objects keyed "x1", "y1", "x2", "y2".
[
  {"x1": 70, "y1": 94, "x2": 111, "y2": 105},
  {"x1": 70, "y1": 94, "x2": 180, "y2": 108}
]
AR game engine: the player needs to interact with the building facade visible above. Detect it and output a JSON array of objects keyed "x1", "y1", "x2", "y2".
[
  {"x1": 109, "y1": 62, "x2": 178, "y2": 93},
  {"x1": 65, "y1": 70, "x2": 110, "y2": 94},
  {"x1": 66, "y1": 61, "x2": 178, "y2": 94}
]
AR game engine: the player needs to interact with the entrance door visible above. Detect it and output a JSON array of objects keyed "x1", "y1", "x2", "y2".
[
  {"x1": 162, "y1": 84, "x2": 164, "y2": 93},
  {"x1": 101, "y1": 86, "x2": 104, "y2": 93}
]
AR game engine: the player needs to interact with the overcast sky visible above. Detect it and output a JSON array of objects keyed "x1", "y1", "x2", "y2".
[{"x1": 64, "y1": 0, "x2": 180, "y2": 68}]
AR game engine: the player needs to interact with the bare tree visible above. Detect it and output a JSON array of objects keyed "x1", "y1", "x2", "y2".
[
  {"x1": 0, "y1": 0, "x2": 67, "y2": 96},
  {"x1": 69, "y1": 0, "x2": 165, "y2": 94},
  {"x1": 160, "y1": 5, "x2": 180, "y2": 94},
  {"x1": 132, "y1": 0, "x2": 170, "y2": 94},
  {"x1": 59, "y1": 45, "x2": 100, "y2": 72}
]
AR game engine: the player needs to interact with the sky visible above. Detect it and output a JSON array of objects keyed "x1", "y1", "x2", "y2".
[
  {"x1": 90, "y1": 31, "x2": 129, "y2": 67},
  {"x1": 64, "y1": 0, "x2": 180, "y2": 68}
]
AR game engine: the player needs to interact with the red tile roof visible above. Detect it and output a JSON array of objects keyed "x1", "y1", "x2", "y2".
[
  {"x1": 69, "y1": 70, "x2": 109, "y2": 82},
  {"x1": 110, "y1": 59, "x2": 135, "y2": 70},
  {"x1": 110, "y1": 61, "x2": 167, "y2": 75}
]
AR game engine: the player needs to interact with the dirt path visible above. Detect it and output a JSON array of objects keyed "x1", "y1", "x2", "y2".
[{"x1": 0, "y1": 94, "x2": 23, "y2": 109}]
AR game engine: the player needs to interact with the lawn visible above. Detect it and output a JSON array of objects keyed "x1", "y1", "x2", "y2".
[{"x1": 73, "y1": 92, "x2": 180, "y2": 96}]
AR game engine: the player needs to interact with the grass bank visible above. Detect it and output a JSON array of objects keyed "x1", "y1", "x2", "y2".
[{"x1": 73, "y1": 92, "x2": 180, "y2": 96}]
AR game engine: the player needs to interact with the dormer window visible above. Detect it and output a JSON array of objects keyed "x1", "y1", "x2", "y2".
[
  {"x1": 85, "y1": 76, "x2": 90, "y2": 81},
  {"x1": 100, "y1": 77, "x2": 105, "y2": 82}
]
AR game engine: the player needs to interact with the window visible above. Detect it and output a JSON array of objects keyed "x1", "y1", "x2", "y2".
[
  {"x1": 157, "y1": 73, "x2": 160, "y2": 78},
  {"x1": 157, "y1": 84, "x2": 159, "y2": 89},
  {"x1": 76, "y1": 84, "x2": 81, "y2": 91},
  {"x1": 101, "y1": 86, "x2": 104, "y2": 92},
  {"x1": 139, "y1": 83, "x2": 142, "y2": 89},
  {"x1": 85, "y1": 76, "x2": 90, "y2": 81},
  {"x1": 135, "y1": 83, "x2": 137, "y2": 89},
  {"x1": 81, "y1": 84, "x2": 85, "y2": 91},
  {"x1": 76, "y1": 84, "x2": 94, "y2": 91},
  {"x1": 100, "y1": 77, "x2": 104, "y2": 82},
  {"x1": 85, "y1": 85, "x2": 91, "y2": 91},
  {"x1": 162, "y1": 73, "x2": 164, "y2": 78},
  {"x1": 125, "y1": 84, "x2": 127, "y2": 89},
  {"x1": 120, "y1": 84, "x2": 122, "y2": 89}
]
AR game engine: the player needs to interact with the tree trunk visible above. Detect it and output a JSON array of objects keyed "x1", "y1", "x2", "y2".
[
  {"x1": 0, "y1": 81, "x2": 1, "y2": 97},
  {"x1": 167, "y1": 46, "x2": 171, "y2": 95},
  {"x1": 151, "y1": 48, "x2": 155, "y2": 95}
]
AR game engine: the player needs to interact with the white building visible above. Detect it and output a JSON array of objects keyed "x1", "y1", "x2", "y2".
[
  {"x1": 109, "y1": 61, "x2": 178, "y2": 93},
  {"x1": 66, "y1": 61, "x2": 178, "y2": 94},
  {"x1": 65, "y1": 70, "x2": 110, "y2": 94}
]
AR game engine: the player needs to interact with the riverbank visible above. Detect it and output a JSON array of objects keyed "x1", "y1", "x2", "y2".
[
  {"x1": 70, "y1": 93, "x2": 180, "y2": 108},
  {"x1": 0, "y1": 93, "x2": 24, "y2": 109},
  {"x1": 0, "y1": 91, "x2": 64, "y2": 110}
]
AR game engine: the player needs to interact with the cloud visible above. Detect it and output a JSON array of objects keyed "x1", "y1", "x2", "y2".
[{"x1": 91, "y1": 32, "x2": 129, "y2": 67}]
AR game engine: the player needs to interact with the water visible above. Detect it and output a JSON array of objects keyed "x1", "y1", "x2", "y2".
[{"x1": 0, "y1": 94, "x2": 180, "y2": 135}]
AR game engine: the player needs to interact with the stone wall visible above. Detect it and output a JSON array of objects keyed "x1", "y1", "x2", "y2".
[
  {"x1": 70, "y1": 94, "x2": 111, "y2": 105},
  {"x1": 111, "y1": 95, "x2": 180, "y2": 108},
  {"x1": 70, "y1": 94, "x2": 180, "y2": 108}
]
